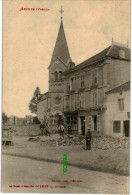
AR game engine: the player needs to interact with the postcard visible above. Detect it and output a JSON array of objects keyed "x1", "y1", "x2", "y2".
[{"x1": 2, "y1": 0, "x2": 130, "y2": 193}]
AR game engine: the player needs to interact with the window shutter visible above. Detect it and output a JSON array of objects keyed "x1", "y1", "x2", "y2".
[
  {"x1": 71, "y1": 95, "x2": 75, "y2": 111},
  {"x1": 76, "y1": 94, "x2": 80, "y2": 108},
  {"x1": 80, "y1": 94, "x2": 85, "y2": 108},
  {"x1": 91, "y1": 91, "x2": 94, "y2": 107},
  {"x1": 87, "y1": 116, "x2": 92, "y2": 129}
]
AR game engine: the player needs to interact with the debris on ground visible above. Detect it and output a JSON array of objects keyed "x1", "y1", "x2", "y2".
[
  {"x1": 92, "y1": 136, "x2": 130, "y2": 150},
  {"x1": 28, "y1": 134, "x2": 129, "y2": 150}
]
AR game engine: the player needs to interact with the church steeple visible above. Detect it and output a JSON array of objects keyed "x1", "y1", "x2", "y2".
[{"x1": 49, "y1": 7, "x2": 71, "y2": 67}]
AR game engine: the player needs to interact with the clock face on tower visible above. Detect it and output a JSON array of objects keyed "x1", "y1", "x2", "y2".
[{"x1": 54, "y1": 95, "x2": 61, "y2": 104}]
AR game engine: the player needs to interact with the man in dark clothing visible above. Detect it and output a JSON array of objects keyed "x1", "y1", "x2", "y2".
[
  {"x1": 68, "y1": 125, "x2": 72, "y2": 135},
  {"x1": 85, "y1": 128, "x2": 92, "y2": 150},
  {"x1": 40, "y1": 123, "x2": 46, "y2": 136}
]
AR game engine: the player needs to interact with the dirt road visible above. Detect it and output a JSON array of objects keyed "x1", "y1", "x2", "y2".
[{"x1": 2, "y1": 155, "x2": 129, "y2": 194}]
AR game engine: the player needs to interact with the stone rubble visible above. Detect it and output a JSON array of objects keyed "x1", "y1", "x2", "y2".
[{"x1": 28, "y1": 134, "x2": 130, "y2": 150}]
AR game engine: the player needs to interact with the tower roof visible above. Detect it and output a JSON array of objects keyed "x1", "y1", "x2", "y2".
[{"x1": 49, "y1": 19, "x2": 71, "y2": 67}]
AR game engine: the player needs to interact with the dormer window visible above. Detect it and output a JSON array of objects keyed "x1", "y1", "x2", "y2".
[
  {"x1": 92, "y1": 69, "x2": 98, "y2": 85},
  {"x1": 119, "y1": 49, "x2": 125, "y2": 58},
  {"x1": 81, "y1": 74, "x2": 85, "y2": 88}
]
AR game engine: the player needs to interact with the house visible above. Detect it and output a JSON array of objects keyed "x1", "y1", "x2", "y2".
[
  {"x1": 63, "y1": 43, "x2": 130, "y2": 135},
  {"x1": 104, "y1": 81, "x2": 130, "y2": 137}
]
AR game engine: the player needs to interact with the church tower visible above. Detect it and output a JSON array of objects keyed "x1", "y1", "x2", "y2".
[
  {"x1": 47, "y1": 7, "x2": 71, "y2": 127},
  {"x1": 48, "y1": 7, "x2": 71, "y2": 92}
]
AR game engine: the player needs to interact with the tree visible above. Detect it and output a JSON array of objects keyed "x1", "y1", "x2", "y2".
[
  {"x1": 33, "y1": 116, "x2": 40, "y2": 124},
  {"x1": 2, "y1": 112, "x2": 8, "y2": 125},
  {"x1": 29, "y1": 87, "x2": 41, "y2": 114}
]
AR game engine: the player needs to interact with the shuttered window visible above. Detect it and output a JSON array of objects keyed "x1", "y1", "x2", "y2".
[
  {"x1": 92, "y1": 69, "x2": 98, "y2": 85},
  {"x1": 80, "y1": 93, "x2": 85, "y2": 109},
  {"x1": 70, "y1": 95, "x2": 75, "y2": 111},
  {"x1": 118, "y1": 99, "x2": 124, "y2": 111},
  {"x1": 91, "y1": 90, "x2": 98, "y2": 107},
  {"x1": 75, "y1": 94, "x2": 80, "y2": 109},
  {"x1": 113, "y1": 121, "x2": 121, "y2": 133}
]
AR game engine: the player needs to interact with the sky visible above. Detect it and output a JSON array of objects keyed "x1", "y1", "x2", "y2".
[{"x1": 2, "y1": 0, "x2": 130, "y2": 117}]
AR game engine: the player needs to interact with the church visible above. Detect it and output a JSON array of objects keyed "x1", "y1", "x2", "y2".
[
  {"x1": 37, "y1": 9, "x2": 130, "y2": 136},
  {"x1": 37, "y1": 8, "x2": 72, "y2": 131}
]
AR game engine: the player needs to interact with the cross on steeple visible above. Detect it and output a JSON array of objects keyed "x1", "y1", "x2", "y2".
[{"x1": 60, "y1": 6, "x2": 64, "y2": 20}]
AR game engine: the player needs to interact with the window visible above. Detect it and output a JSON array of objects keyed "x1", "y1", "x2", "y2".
[
  {"x1": 118, "y1": 99, "x2": 124, "y2": 111},
  {"x1": 113, "y1": 121, "x2": 121, "y2": 133},
  {"x1": 66, "y1": 117, "x2": 77, "y2": 124},
  {"x1": 92, "y1": 69, "x2": 98, "y2": 85},
  {"x1": 81, "y1": 74, "x2": 85, "y2": 88},
  {"x1": 70, "y1": 77, "x2": 74, "y2": 91},
  {"x1": 70, "y1": 95, "x2": 75, "y2": 111},
  {"x1": 91, "y1": 90, "x2": 98, "y2": 107},
  {"x1": 59, "y1": 71, "x2": 62, "y2": 80},
  {"x1": 80, "y1": 94, "x2": 85, "y2": 109},
  {"x1": 55, "y1": 71, "x2": 58, "y2": 81},
  {"x1": 67, "y1": 117, "x2": 70, "y2": 124},
  {"x1": 65, "y1": 96, "x2": 70, "y2": 111},
  {"x1": 75, "y1": 94, "x2": 80, "y2": 109}
]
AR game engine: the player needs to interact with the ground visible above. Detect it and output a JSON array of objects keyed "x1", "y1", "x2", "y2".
[
  {"x1": 2, "y1": 155, "x2": 129, "y2": 194},
  {"x1": 2, "y1": 135, "x2": 130, "y2": 175}
]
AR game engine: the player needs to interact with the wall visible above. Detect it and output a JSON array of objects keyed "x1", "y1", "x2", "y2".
[
  {"x1": 104, "y1": 90, "x2": 130, "y2": 137},
  {"x1": 37, "y1": 99, "x2": 47, "y2": 122},
  {"x1": 107, "y1": 59, "x2": 130, "y2": 90},
  {"x1": 3, "y1": 124, "x2": 40, "y2": 136}
]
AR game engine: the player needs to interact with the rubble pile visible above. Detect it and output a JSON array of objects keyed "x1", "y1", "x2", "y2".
[
  {"x1": 56, "y1": 135, "x2": 84, "y2": 146},
  {"x1": 92, "y1": 136, "x2": 130, "y2": 150},
  {"x1": 28, "y1": 135, "x2": 130, "y2": 150},
  {"x1": 28, "y1": 135, "x2": 84, "y2": 147}
]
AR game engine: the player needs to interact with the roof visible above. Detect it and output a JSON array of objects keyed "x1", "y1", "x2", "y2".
[
  {"x1": 64, "y1": 43, "x2": 130, "y2": 74},
  {"x1": 49, "y1": 19, "x2": 71, "y2": 68},
  {"x1": 106, "y1": 81, "x2": 130, "y2": 94},
  {"x1": 37, "y1": 92, "x2": 49, "y2": 103}
]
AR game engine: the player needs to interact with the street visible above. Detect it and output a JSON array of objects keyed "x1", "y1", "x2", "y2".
[{"x1": 2, "y1": 155, "x2": 129, "y2": 194}]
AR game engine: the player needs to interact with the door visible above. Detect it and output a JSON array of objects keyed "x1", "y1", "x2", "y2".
[
  {"x1": 81, "y1": 116, "x2": 85, "y2": 135},
  {"x1": 92, "y1": 115, "x2": 97, "y2": 131},
  {"x1": 124, "y1": 120, "x2": 129, "y2": 137}
]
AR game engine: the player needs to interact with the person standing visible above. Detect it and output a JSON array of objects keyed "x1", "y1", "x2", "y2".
[
  {"x1": 85, "y1": 128, "x2": 92, "y2": 150},
  {"x1": 40, "y1": 122, "x2": 46, "y2": 136},
  {"x1": 59, "y1": 124, "x2": 64, "y2": 136},
  {"x1": 68, "y1": 125, "x2": 72, "y2": 135}
]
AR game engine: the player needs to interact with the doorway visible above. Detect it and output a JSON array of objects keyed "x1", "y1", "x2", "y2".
[
  {"x1": 92, "y1": 115, "x2": 97, "y2": 131},
  {"x1": 80, "y1": 116, "x2": 85, "y2": 135},
  {"x1": 124, "y1": 120, "x2": 129, "y2": 137}
]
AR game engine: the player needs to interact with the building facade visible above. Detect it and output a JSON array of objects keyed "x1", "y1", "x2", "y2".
[
  {"x1": 104, "y1": 81, "x2": 130, "y2": 137},
  {"x1": 63, "y1": 44, "x2": 130, "y2": 135},
  {"x1": 37, "y1": 15, "x2": 130, "y2": 136}
]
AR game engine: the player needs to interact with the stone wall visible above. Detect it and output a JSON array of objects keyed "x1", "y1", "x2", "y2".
[{"x1": 3, "y1": 124, "x2": 41, "y2": 136}]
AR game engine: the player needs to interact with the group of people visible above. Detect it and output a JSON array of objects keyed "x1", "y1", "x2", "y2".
[{"x1": 40, "y1": 120, "x2": 92, "y2": 150}]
